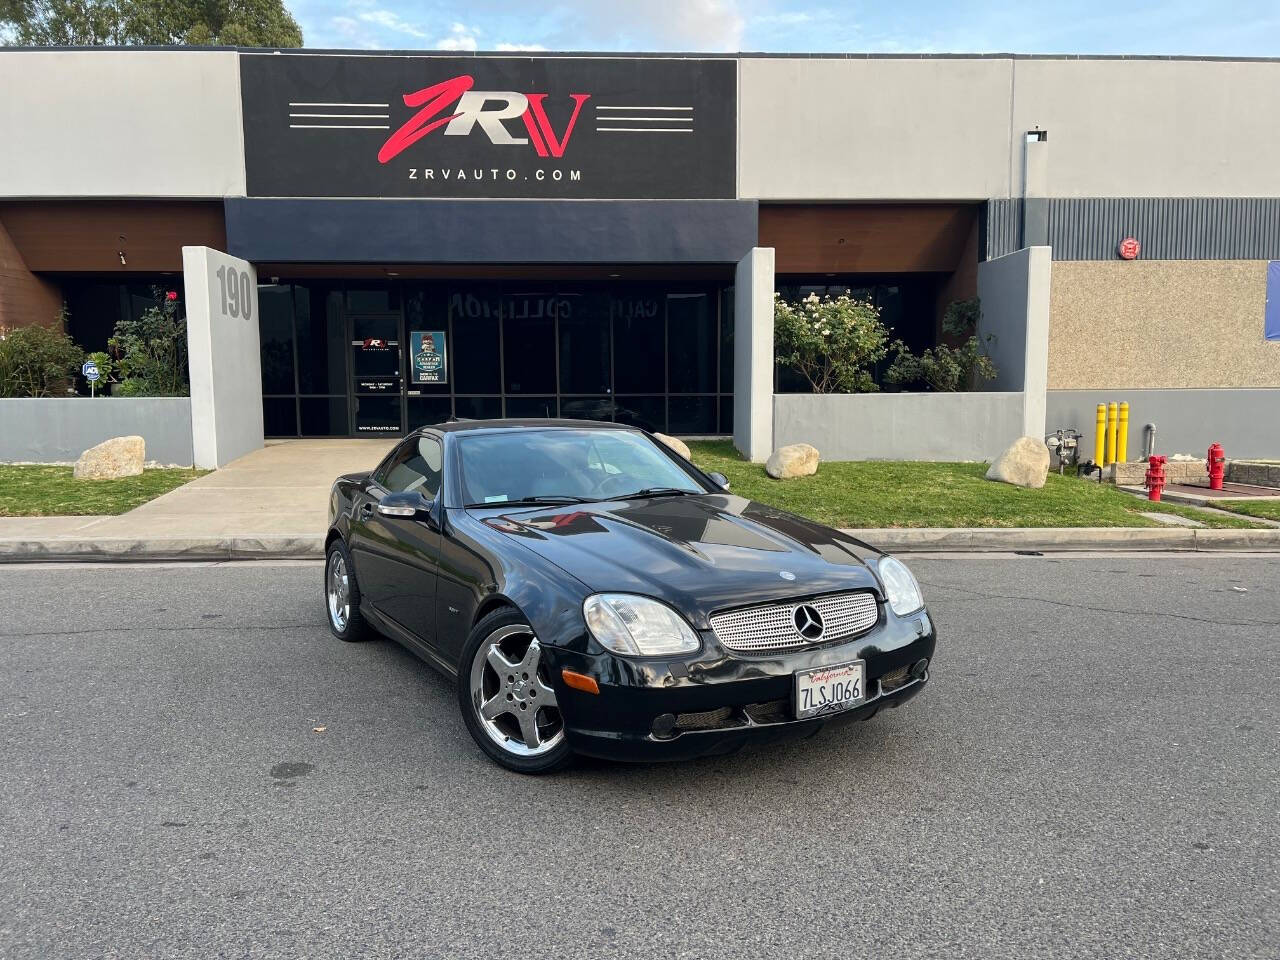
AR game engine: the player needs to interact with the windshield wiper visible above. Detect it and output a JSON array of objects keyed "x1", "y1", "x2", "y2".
[
  {"x1": 466, "y1": 495, "x2": 597, "y2": 508},
  {"x1": 619, "y1": 487, "x2": 699, "y2": 500}
]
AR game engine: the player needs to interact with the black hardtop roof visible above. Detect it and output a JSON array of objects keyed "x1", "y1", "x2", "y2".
[{"x1": 420, "y1": 418, "x2": 642, "y2": 437}]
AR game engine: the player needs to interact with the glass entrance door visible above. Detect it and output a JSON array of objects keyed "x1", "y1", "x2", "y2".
[{"x1": 350, "y1": 314, "x2": 404, "y2": 435}]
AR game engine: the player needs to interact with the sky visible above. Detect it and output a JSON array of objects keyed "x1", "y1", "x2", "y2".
[{"x1": 289, "y1": 0, "x2": 1280, "y2": 56}]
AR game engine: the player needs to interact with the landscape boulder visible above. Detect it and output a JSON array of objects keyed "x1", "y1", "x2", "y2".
[
  {"x1": 985, "y1": 436, "x2": 1050, "y2": 489},
  {"x1": 653, "y1": 432, "x2": 691, "y2": 460},
  {"x1": 766, "y1": 443, "x2": 820, "y2": 479},
  {"x1": 73, "y1": 436, "x2": 145, "y2": 480}
]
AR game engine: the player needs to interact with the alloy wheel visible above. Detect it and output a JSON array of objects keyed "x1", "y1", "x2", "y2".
[
  {"x1": 469, "y1": 624, "x2": 565, "y2": 757},
  {"x1": 326, "y1": 551, "x2": 350, "y2": 631}
]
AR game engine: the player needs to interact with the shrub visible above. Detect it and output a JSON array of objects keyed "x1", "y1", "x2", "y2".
[
  {"x1": 109, "y1": 288, "x2": 189, "y2": 396},
  {"x1": 774, "y1": 291, "x2": 891, "y2": 393},
  {"x1": 0, "y1": 315, "x2": 85, "y2": 398},
  {"x1": 84, "y1": 351, "x2": 116, "y2": 394},
  {"x1": 884, "y1": 297, "x2": 998, "y2": 392}
]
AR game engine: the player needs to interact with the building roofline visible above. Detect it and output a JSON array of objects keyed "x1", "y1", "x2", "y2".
[{"x1": 3, "y1": 46, "x2": 1280, "y2": 64}]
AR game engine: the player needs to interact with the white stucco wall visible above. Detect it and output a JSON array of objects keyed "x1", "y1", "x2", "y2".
[
  {"x1": 0, "y1": 51, "x2": 245, "y2": 198},
  {"x1": 0, "y1": 398, "x2": 194, "y2": 465},
  {"x1": 738, "y1": 56, "x2": 1280, "y2": 202},
  {"x1": 738, "y1": 57, "x2": 1013, "y2": 201},
  {"x1": 1009, "y1": 59, "x2": 1280, "y2": 198},
  {"x1": 773, "y1": 392, "x2": 1027, "y2": 461}
]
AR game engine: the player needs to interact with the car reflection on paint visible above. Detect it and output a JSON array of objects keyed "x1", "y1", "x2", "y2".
[{"x1": 324, "y1": 419, "x2": 936, "y2": 773}]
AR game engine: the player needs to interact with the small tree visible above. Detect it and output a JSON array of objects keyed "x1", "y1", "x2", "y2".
[
  {"x1": 2, "y1": 0, "x2": 304, "y2": 46},
  {"x1": 0, "y1": 313, "x2": 85, "y2": 398},
  {"x1": 885, "y1": 297, "x2": 998, "y2": 392},
  {"x1": 109, "y1": 288, "x2": 189, "y2": 397},
  {"x1": 773, "y1": 291, "x2": 890, "y2": 393}
]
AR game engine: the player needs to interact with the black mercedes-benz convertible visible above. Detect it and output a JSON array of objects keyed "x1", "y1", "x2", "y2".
[{"x1": 324, "y1": 420, "x2": 936, "y2": 773}]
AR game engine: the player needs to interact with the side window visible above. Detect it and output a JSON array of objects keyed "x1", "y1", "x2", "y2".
[{"x1": 377, "y1": 436, "x2": 443, "y2": 499}]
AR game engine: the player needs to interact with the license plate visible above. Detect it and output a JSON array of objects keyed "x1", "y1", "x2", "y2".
[{"x1": 794, "y1": 660, "x2": 866, "y2": 720}]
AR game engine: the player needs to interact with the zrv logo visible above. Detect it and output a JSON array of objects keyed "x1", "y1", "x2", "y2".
[{"x1": 379, "y1": 76, "x2": 590, "y2": 163}]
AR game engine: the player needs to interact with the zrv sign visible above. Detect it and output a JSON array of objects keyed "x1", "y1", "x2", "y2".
[{"x1": 240, "y1": 54, "x2": 736, "y2": 200}]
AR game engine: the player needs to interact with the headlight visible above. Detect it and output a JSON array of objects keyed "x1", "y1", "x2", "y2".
[
  {"x1": 878, "y1": 555, "x2": 924, "y2": 616},
  {"x1": 582, "y1": 593, "x2": 700, "y2": 657}
]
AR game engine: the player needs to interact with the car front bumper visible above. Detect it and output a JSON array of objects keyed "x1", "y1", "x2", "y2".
[{"x1": 546, "y1": 608, "x2": 937, "y2": 762}]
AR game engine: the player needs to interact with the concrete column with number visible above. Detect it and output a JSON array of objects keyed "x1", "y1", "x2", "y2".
[
  {"x1": 733, "y1": 247, "x2": 776, "y2": 463},
  {"x1": 183, "y1": 246, "x2": 264, "y2": 469}
]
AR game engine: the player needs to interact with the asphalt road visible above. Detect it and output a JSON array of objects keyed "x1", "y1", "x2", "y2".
[{"x1": 1, "y1": 554, "x2": 1277, "y2": 960}]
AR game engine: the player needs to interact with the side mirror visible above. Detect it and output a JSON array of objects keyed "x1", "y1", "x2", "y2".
[
  {"x1": 707, "y1": 471, "x2": 731, "y2": 490},
  {"x1": 377, "y1": 490, "x2": 434, "y2": 520}
]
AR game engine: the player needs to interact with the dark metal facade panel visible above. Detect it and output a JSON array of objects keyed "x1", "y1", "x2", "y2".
[
  {"x1": 982, "y1": 199, "x2": 1022, "y2": 260},
  {"x1": 984, "y1": 197, "x2": 1280, "y2": 261},
  {"x1": 224, "y1": 198, "x2": 759, "y2": 265}
]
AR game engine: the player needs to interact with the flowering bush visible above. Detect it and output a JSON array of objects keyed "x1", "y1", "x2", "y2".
[
  {"x1": 109, "y1": 288, "x2": 189, "y2": 396},
  {"x1": 0, "y1": 312, "x2": 85, "y2": 398},
  {"x1": 884, "y1": 298, "x2": 998, "y2": 392},
  {"x1": 773, "y1": 291, "x2": 890, "y2": 393}
]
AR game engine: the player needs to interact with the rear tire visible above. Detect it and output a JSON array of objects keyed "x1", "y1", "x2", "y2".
[
  {"x1": 458, "y1": 607, "x2": 573, "y2": 774},
  {"x1": 325, "y1": 538, "x2": 371, "y2": 642}
]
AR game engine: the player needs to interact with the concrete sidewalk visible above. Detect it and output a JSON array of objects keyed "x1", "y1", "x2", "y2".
[
  {"x1": 3, "y1": 437, "x2": 1280, "y2": 561},
  {"x1": 0, "y1": 439, "x2": 394, "y2": 560}
]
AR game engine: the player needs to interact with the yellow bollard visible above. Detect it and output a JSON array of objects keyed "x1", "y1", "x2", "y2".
[
  {"x1": 1094, "y1": 404, "x2": 1106, "y2": 466},
  {"x1": 1117, "y1": 401, "x2": 1129, "y2": 464},
  {"x1": 1105, "y1": 402, "x2": 1118, "y2": 466}
]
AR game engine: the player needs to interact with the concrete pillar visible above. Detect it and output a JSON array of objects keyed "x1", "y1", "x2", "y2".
[
  {"x1": 183, "y1": 246, "x2": 263, "y2": 469},
  {"x1": 733, "y1": 247, "x2": 775, "y2": 462},
  {"x1": 1022, "y1": 246, "x2": 1052, "y2": 440},
  {"x1": 976, "y1": 245, "x2": 1052, "y2": 442},
  {"x1": 1021, "y1": 131, "x2": 1050, "y2": 247}
]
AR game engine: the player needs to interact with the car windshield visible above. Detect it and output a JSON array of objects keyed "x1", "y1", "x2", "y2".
[{"x1": 457, "y1": 429, "x2": 705, "y2": 506}]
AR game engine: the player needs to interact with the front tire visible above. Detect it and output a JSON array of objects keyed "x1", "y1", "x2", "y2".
[
  {"x1": 325, "y1": 539, "x2": 371, "y2": 642},
  {"x1": 458, "y1": 608, "x2": 572, "y2": 774}
]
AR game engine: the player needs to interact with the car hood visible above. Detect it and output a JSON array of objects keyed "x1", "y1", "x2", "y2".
[{"x1": 474, "y1": 494, "x2": 883, "y2": 627}]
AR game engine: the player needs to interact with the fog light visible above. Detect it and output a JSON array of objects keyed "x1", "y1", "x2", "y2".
[{"x1": 651, "y1": 713, "x2": 677, "y2": 739}]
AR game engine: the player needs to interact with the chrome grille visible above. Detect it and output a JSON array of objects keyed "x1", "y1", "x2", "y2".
[{"x1": 709, "y1": 591, "x2": 879, "y2": 652}]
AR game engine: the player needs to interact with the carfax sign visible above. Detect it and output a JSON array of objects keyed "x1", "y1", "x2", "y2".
[
  {"x1": 239, "y1": 53, "x2": 736, "y2": 199},
  {"x1": 410, "y1": 331, "x2": 448, "y2": 384}
]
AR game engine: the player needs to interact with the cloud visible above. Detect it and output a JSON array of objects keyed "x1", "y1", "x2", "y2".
[
  {"x1": 496, "y1": 42, "x2": 548, "y2": 51},
  {"x1": 435, "y1": 21, "x2": 481, "y2": 50},
  {"x1": 357, "y1": 9, "x2": 431, "y2": 39},
  {"x1": 329, "y1": 14, "x2": 382, "y2": 49}
]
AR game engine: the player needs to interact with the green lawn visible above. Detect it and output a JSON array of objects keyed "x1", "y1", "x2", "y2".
[
  {"x1": 1207, "y1": 499, "x2": 1280, "y2": 522},
  {"x1": 686, "y1": 441, "x2": 1262, "y2": 529},
  {"x1": 0, "y1": 466, "x2": 206, "y2": 517}
]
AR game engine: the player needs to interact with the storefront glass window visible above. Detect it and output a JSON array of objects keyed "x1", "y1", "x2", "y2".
[
  {"x1": 258, "y1": 285, "x2": 296, "y2": 395},
  {"x1": 259, "y1": 278, "x2": 733, "y2": 438}
]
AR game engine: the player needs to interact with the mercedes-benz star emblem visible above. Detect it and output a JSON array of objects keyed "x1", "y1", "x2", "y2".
[{"x1": 792, "y1": 604, "x2": 825, "y2": 641}]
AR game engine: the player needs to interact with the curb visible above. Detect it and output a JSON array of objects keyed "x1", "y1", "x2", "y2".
[
  {"x1": 3, "y1": 527, "x2": 1280, "y2": 562},
  {"x1": 0, "y1": 536, "x2": 323, "y2": 562},
  {"x1": 839, "y1": 527, "x2": 1280, "y2": 553}
]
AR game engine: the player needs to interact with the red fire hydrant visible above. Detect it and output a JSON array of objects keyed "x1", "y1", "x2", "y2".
[
  {"x1": 1145, "y1": 455, "x2": 1168, "y2": 502},
  {"x1": 1207, "y1": 443, "x2": 1226, "y2": 491}
]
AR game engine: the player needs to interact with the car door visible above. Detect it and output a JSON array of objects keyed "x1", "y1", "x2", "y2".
[{"x1": 348, "y1": 435, "x2": 444, "y2": 649}]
